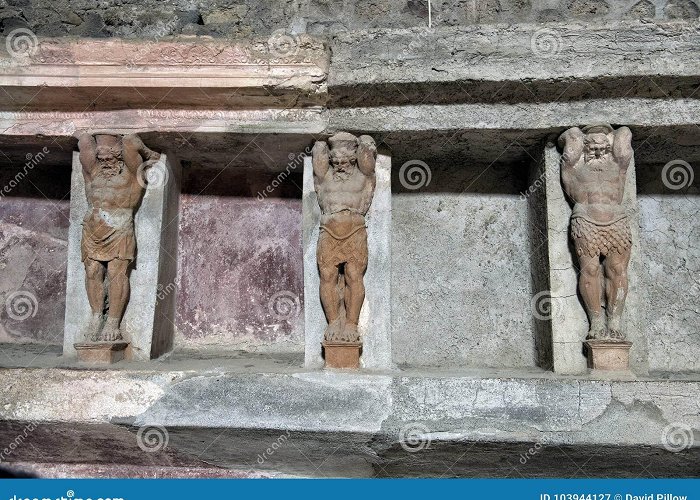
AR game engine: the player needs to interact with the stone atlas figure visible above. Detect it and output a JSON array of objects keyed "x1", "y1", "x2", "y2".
[
  {"x1": 312, "y1": 132, "x2": 376, "y2": 364},
  {"x1": 78, "y1": 133, "x2": 161, "y2": 342},
  {"x1": 558, "y1": 124, "x2": 633, "y2": 342}
]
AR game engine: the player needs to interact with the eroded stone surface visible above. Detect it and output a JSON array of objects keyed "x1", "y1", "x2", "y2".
[
  {"x1": 392, "y1": 163, "x2": 534, "y2": 368},
  {"x1": 0, "y1": 159, "x2": 70, "y2": 345}
]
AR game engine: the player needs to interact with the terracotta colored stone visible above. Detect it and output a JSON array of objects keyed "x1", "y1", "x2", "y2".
[
  {"x1": 559, "y1": 124, "x2": 634, "y2": 341},
  {"x1": 322, "y1": 342, "x2": 362, "y2": 369},
  {"x1": 584, "y1": 340, "x2": 632, "y2": 371},
  {"x1": 77, "y1": 133, "x2": 160, "y2": 343},
  {"x1": 74, "y1": 341, "x2": 128, "y2": 364},
  {"x1": 313, "y1": 132, "x2": 377, "y2": 368}
]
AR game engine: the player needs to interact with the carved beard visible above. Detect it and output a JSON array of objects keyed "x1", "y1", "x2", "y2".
[
  {"x1": 333, "y1": 166, "x2": 351, "y2": 181},
  {"x1": 98, "y1": 157, "x2": 124, "y2": 177},
  {"x1": 584, "y1": 155, "x2": 608, "y2": 172}
]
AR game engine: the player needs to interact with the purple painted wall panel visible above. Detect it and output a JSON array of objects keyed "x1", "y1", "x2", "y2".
[
  {"x1": 176, "y1": 168, "x2": 304, "y2": 352},
  {"x1": 0, "y1": 163, "x2": 71, "y2": 345}
]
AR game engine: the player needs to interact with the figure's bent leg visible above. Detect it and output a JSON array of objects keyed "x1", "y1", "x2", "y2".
[
  {"x1": 319, "y1": 263, "x2": 342, "y2": 339},
  {"x1": 578, "y1": 253, "x2": 605, "y2": 339},
  {"x1": 101, "y1": 258, "x2": 130, "y2": 341},
  {"x1": 604, "y1": 249, "x2": 631, "y2": 340},
  {"x1": 84, "y1": 258, "x2": 105, "y2": 340},
  {"x1": 343, "y1": 260, "x2": 366, "y2": 342}
]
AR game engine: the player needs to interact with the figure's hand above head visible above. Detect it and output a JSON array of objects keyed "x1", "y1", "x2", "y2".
[
  {"x1": 312, "y1": 140, "x2": 330, "y2": 179},
  {"x1": 357, "y1": 135, "x2": 377, "y2": 177},
  {"x1": 558, "y1": 127, "x2": 584, "y2": 171}
]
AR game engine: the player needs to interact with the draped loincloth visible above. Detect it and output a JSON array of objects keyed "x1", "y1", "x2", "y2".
[
  {"x1": 317, "y1": 211, "x2": 368, "y2": 269},
  {"x1": 571, "y1": 216, "x2": 632, "y2": 258},
  {"x1": 81, "y1": 208, "x2": 135, "y2": 262}
]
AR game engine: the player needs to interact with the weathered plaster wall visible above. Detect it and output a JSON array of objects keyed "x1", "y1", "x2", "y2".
[
  {"x1": 637, "y1": 162, "x2": 700, "y2": 373},
  {"x1": 0, "y1": 160, "x2": 70, "y2": 345},
  {"x1": 391, "y1": 162, "x2": 535, "y2": 368},
  {"x1": 1, "y1": 0, "x2": 698, "y2": 39},
  {"x1": 176, "y1": 167, "x2": 304, "y2": 353}
]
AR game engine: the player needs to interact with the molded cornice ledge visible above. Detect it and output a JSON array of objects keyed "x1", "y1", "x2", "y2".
[{"x1": 0, "y1": 36, "x2": 329, "y2": 136}]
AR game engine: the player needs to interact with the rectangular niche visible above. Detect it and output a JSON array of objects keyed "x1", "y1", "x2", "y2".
[
  {"x1": 175, "y1": 147, "x2": 305, "y2": 355},
  {"x1": 636, "y1": 157, "x2": 699, "y2": 374},
  {"x1": 391, "y1": 159, "x2": 537, "y2": 369},
  {"x1": 0, "y1": 141, "x2": 72, "y2": 347}
]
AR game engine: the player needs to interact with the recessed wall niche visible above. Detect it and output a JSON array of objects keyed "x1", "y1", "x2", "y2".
[
  {"x1": 0, "y1": 139, "x2": 73, "y2": 347},
  {"x1": 169, "y1": 134, "x2": 308, "y2": 355},
  {"x1": 391, "y1": 148, "x2": 536, "y2": 369}
]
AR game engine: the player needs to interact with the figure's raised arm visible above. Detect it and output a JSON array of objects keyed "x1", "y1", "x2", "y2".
[
  {"x1": 558, "y1": 127, "x2": 584, "y2": 171},
  {"x1": 78, "y1": 133, "x2": 97, "y2": 179},
  {"x1": 123, "y1": 134, "x2": 160, "y2": 173},
  {"x1": 357, "y1": 135, "x2": 377, "y2": 177},
  {"x1": 312, "y1": 140, "x2": 329, "y2": 180},
  {"x1": 611, "y1": 126, "x2": 633, "y2": 173}
]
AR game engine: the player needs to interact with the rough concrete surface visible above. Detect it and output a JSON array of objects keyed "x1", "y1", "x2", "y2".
[
  {"x1": 0, "y1": 361, "x2": 697, "y2": 476},
  {"x1": 1, "y1": 1, "x2": 697, "y2": 39}
]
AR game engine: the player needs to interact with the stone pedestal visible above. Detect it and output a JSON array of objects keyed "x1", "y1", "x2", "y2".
[
  {"x1": 74, "y1": 341, "x2": 129, "y2": 364},
  {"x1": 303, "y1": 151, "x2": 393, "y2": 370},
  {"x1": 63, "y1": 152, "x2": 180, "y2": 361},
  {"x1": 322, "y1": 342, "x2": 362, "y2": 369},
  {"x1": 585, "y1": 340, "x2": 632, "y2": 371},
  {"x1": 539, "y1": 143, "x2": 647, "y2": 375}
]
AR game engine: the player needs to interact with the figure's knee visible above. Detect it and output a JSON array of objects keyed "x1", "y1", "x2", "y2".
[
  {"x1": 344, "y1": 263, "x2": 366, "y2": 286},
  {"x1": 84, "y1": 260, "x2": 104, "y2": 280},
  {"x1": 580, "y1": 261, "x2": 600, "y2": 279},
  {"x1": 107, "y1": 260, "x2": 129, "y2": 283},
  {"x1": 319, "y1": 265, "x2": 338, "y2": 284},
  {"x1": 607, "y1": 260, "x2": 628, "y2": 280}
]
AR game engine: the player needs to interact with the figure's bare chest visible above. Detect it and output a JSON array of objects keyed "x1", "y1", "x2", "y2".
[
  {"x1": 319, "y1": 170, "x2": 366, "y2": 195},
  {"x1": 91, "y1": 169, "x2": 135, "y2": 191},
  {"x1": 572, "y1": 160, "x2": 621, "y2": 185}
]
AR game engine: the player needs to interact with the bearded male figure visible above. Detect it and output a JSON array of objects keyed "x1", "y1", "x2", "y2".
[
  {"x1": 558, "y1": 124, "x2": 633, "y2": 340},
  {"x1": 78, "y1": 133, "x2": 160, "y2": 342},
  {"x1": 313, "y1": 132, "x2": 377, "y2": 344}
]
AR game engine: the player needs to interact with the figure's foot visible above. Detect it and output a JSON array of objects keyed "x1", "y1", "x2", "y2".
[
  {"x1": 86, "y1": 313, "x2": 103, "y2": 341},
  {"x1": 324, "y1": 318, "x2": 343, "y2": 342},
  {"x1": 607, "y1": 316, "x2": 625, "y2": 341},
  {"x1": 99, "y1": 317, "x2": 123, "y2": 341},
  {"x1": 339, "y1": 322, "x2": 360, "y2": 343},
  {"x1": 587, "y1": 316, "x2": 606, "y2": 340}
]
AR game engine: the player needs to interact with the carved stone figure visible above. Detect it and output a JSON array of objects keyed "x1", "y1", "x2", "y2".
[
  {"x1": 313, "y1": 132, "x2": 376, "y2": 347},
  {"x1": 78, "y1": 133, "x2": 160, "y2": 342},
  {"x1": 558, "y1": 124, "x2": 633, "y2": 341}
]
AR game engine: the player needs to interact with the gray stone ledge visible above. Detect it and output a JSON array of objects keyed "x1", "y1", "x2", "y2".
[{"x1": 0, "y1": 356, "x2": 697, "y2": 449}]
